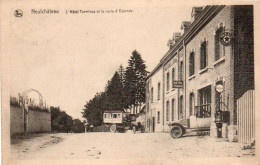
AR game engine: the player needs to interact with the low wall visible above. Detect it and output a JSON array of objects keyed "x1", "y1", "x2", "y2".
[
  {"x1": 27, "y1": 110, "x2": 51, "y2": 133},
  {"x1": 10, "y1": 105, "x2": 51, "y2": 135},
  {"x1": 10, "y1": 106, "x2": 24, "y2": 135}
]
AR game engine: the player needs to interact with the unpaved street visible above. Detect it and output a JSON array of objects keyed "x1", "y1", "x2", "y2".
[{"x1": 11, "y1": 132, "x2": 255, "y2": 159}]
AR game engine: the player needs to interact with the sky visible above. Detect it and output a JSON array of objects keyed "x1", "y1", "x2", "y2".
[{"x1": 8, "y1": 4, "x2": 193, "y2": 120}]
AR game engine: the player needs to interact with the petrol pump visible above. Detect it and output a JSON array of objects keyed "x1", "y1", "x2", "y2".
[{"x1": 214, "y1": 83, "x2": 224, "y2": 138}]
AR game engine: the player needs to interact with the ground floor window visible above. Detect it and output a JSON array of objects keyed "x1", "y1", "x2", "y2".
[
  {"x1": 179, "y1": 96, "x2": 183, "y2": 119},
  {"x1": 189, "y1": 93, "x2": 195, "y2": 116},
  {"x1": 171, "y1": 99, "x2": 175, "y2": 121},
  {"x1": 157, "y1": 111, "x2": 160, "y2": 123},
  {"x1": 196, "y1": 86, "x2": 211, "y2": 118},
  {"x1": 166, "y1": 101, "x2": 169, "y2": 121}
]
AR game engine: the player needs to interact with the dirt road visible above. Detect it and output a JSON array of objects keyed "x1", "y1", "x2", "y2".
[{"x1": 11, "y1": 132, "x2": 255, "y2": 159}]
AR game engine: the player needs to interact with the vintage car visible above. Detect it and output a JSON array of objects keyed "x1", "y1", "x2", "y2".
[
  {"x1": 103, "y1": 111, "x2": 136, "y2": 133},
  {"x1": 168, "y1": 105, "x2": 211, "y2": 138}
]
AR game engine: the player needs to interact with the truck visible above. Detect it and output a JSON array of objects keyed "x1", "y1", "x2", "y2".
[{"x1": 103, "y1": 111, "x2": 137, "y2": 133}]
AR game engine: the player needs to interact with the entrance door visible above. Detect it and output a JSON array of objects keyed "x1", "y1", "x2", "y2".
[{"x1": 152, "y1": 117, "x2": 155, "y2": 132}]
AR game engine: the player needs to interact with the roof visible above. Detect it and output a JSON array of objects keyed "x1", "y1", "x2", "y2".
[{"x1": 146, "y1": 6, "x2": 225, "y2": 80}]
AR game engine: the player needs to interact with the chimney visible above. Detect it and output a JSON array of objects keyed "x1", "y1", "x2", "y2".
[
  {"x1": 191, "y1": 7, "x2": 204, "y2": 22},
  {"x1": 167, "y1": 40, "x2": 174, "y2": 49},
  {"x1": 181, "y1": 21, "x2": 191, "y2": 34},
  {"x1": 173, "y1": 32, "x2": 182, "y2": 44}
]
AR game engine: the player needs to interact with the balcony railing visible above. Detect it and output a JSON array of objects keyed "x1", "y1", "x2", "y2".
[{"x1": 195, "y1": 103, "x2": 211, "y2": 118}]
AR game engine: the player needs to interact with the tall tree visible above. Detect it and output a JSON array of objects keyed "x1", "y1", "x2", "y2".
[
  {"x1": 118, "y1": 64, "x2": 125, "y2": 86},
  {"x1": 124, "y1": 50, "x2": 148, "y2": 113},
  {"x1": 82, "y1": 92, "x2": 107, "y2": 126},
  {"x1": 105, "y1": 72, "x2": 124, "y2": 111}
]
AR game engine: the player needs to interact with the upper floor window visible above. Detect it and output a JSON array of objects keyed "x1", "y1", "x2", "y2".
[
  {"x1": 200, "y1": 41, "x2": 208, "y2": 70},
  {"x1": 151, "y1": 87, "x2": 154, "y2": 102},
  {"x1": 157, "y1": 82, "x2": 161, "y2": 100},
  {"x1": 215, "y1": 27, "x2": 224, "y2": 61},
  {"x1": 172, "y1": 68, "x2": 175, "y2": 88},
  {"x1": 189, "y1": 52, "x2": 195, "y2": 76},
  {"x1": 180, "y1": 61, "x2": 183, "y2": 81},
  {"x1": 166, "y1": 72, "x2": 170, "y2": 91}
]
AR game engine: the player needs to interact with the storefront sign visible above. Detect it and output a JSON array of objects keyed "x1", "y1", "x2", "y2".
[{"x1": 172, "y1": 80, "x2": 183, "y2": 88}]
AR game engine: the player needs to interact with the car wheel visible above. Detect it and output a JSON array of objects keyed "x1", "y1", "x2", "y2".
[
  {"x1": 119, "y1": 128, "x2": 125, "y2": 133},
  {"x1": 110, "y1": 124, "x2": 117, "y2": 133},
  {"x1": 170, "y1": 125, "x2": 183, "y2": 138}
]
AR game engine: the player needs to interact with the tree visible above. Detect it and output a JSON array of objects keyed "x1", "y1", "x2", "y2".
[
  {"x1": 105, "y1": 72, "x2": 124, "y2": 111},
  {"x1": 50, "y1": 106, "x2": 73, "y2": 133},
  {"x1": 82, "y1": 92, "x2": 107, "y2": 126},
  {"x1": 118, "y1": 64, "x2": 125, "y2": 86},
  {"x1": 72, "y1": 119, "x2": 85, "y2": 133},
  {"x1": 124, "y1": 50, "x2": 148, "y2": 113}
]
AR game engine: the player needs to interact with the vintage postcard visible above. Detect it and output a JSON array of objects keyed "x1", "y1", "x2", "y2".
[{"x1": 1, "y1": 0, "x2": 260, "y2": 164}]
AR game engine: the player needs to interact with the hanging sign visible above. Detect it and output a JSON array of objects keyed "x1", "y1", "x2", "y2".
[
  {"x1": 172, "y1": 80, "x2": 183, "y2": 88},
  {"x1": 220, "y1": 30, "x2": 233, "y2": 46}
]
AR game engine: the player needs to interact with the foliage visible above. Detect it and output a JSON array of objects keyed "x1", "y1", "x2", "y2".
[
  {"x1": 82, "y1": 92, "x2": 107, "y2": 126},
  {"x1": 50, "y1": 106, "x2": 73, "y2": 133},
  {"x1": 82, "y1": 50, "x2": 148, "y2": 126},
  {"x1": 71, "y1": 119, "x2": 85, "y2": 133},
  {"x1": 105, "y1": 72, "x2": 125, "y2": 110},
  {"x1": 124, "y1": 50, "x2": 149, "y2": 109}
]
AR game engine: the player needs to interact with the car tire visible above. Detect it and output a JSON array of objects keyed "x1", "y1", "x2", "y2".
[
  {"x1": 170, "y1": 125, "x2": 183, "y2": 138},
  {"x1": 110, "y1": 124, "x2": 117, "y2": 133}
]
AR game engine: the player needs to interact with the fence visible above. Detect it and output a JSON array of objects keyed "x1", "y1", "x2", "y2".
[{"x1": 237, "y1": 89, "x2": 255, "y2": 143}]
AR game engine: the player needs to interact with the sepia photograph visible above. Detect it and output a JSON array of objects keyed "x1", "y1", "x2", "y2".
[{"x1": 1, "y1": 1, "x2": 259, "y2": 165}]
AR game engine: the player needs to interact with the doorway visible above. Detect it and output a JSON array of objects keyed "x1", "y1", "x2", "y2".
[{"x1": 152, "y1": 117, "x2": 155, "y2": 132}]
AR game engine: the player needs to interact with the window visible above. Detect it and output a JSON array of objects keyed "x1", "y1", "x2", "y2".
[
  {"x1": 157, "y1": 83, "x2": 161, "y2": 100},
  {"x1": 113, "y1": 114, "x2": 117, "y2": 118},
  {"x1": 189, "y1": 93, "x2": 195, "y2": 116},
  {"x1": 172, "y1": 68, "x2": 175, "y2": 88},
  {"x1": 166, "y1": 72, "x2": 170, "y2": 91},
  {"x1": 171, "y1": 99, "x2": 175, "y2": 121},
  {"x1": 104, "y1": 114, "x2": 107, "y2": 118},
  {"x1": 196, "y1": 86, "x2": 211, "y2": 118},
  {"x1": 215, "y1": 27, "x2": 224, "y2": 61},
  {"x1": 189, "y1": 52, "x2": 195, "y2": 76},
  {"x1": 179, "y1": 96, "x2": 183, "y2": 119},
  {"x1": 151, "y1": 87, "x2": 154, "y2": 102},
  {"x1": 180, "y1": 61, "x2": 183, "y2": 81},
  {"x1": 157, "y1": 111, "x2": 160, "y2": 123},
  {"x1": 166, "y1": 101, "x2": 169, "y2": 121},
  {"x1": 200, "y1": 41, "x2": 208, "y2": 69}
]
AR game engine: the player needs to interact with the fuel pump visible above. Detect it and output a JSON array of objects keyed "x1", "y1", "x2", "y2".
[{"x1": 214, "y1": 83, "x2": 224, "y2": 138}]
